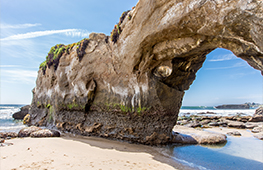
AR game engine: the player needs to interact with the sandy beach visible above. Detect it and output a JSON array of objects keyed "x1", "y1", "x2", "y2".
[{"x1": 0, "y1": 135, "x2": 178, "y2": 170}]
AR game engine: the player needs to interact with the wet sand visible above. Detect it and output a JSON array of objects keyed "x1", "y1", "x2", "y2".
[
  {"x1": 204, "y1": 127, "x2": 254, "y2": 137},
  {"x1": 0, "y1": 135, "x2": 183, "y2": 170}
]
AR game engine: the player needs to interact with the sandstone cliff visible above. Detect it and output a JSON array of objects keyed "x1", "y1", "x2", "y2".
[{"x1": 29, "y1": 0, "x2": 263, "y2": 145}]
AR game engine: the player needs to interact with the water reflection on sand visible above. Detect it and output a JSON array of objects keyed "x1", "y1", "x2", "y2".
[{"x1": 170, "y1": 136, "x2": 263, "y2": 170}]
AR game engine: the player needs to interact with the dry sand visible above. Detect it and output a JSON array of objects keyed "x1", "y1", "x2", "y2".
[{"x1": 0, "y1": 136, "x2": 178, "y2": 170}]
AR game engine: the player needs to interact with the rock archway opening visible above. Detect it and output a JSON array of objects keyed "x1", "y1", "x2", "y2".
[
  {"x1": 147, "y1": 36, "x2": 263, "y2": 121},
  {"x1": 180, "y1": 48, "x2": 263, "y2": 107}
]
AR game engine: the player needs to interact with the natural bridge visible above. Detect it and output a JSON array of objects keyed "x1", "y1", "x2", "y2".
[{"x1": 29, "y1": 0, "x2": 263, "y2": 145}]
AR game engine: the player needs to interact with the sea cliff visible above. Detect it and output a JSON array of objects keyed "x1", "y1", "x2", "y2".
[{"x1": 28, "y1": 0, "x2": 263, "y2": 145}]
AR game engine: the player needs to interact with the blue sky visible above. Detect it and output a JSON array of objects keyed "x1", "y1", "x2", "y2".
[{"x1": 0, "y1": 0, "x2": 262, "y2": 106}]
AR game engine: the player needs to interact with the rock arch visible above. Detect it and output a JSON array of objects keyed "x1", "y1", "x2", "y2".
[
  {"x1": 30, "y1": 0, "x2": 263, "y2": 145},
  {"x1": 113, "y1": 0, "x2": 263, "y2": 116}
]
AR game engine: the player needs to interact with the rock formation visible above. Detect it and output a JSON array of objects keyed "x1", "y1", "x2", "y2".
[
  {"x1": 28, "y1": 0, "x2": 263, "y2": 145},
  {"x1": 249, "y1": 107, "x2": 263, "y2": 122},
  {"x1": 12, "y1": 105, "x2": 30, "y2": 120}
]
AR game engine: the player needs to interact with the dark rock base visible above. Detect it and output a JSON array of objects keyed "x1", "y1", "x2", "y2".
[{"x1": 30, "y1": 108, "x2": 178, "y2": 145}]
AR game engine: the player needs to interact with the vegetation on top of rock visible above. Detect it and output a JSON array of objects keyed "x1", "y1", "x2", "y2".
[
  {"x1": 39, "y1": 60, "x2": 47, "y2": 75},
  {"x1": 76, "y1": 38, "x2": 89, "y2": 61},
  {"x1": 46, "y1": 44, "x2": 66, "y2": 71},
  {"x1": 110, "y1": 10, "x2": 131, "y2": 43},
  {"x1": 39, "y1": 38, "x2": 89, "y2": 75},
  {"x1": 119, "y1": 10, "x2": 131, "y2": 24}
]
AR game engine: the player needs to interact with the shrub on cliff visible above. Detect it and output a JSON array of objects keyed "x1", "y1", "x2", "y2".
[
  {"x1": 46, "y1": 44, "x2": 66, "y2": 70},
  {"x1": 39, "y1": 38, "x2": 90, "y2": 75},
  {"x1": 76, "y1": 38, "x2": 89, "y2": 61},
  {"x1": 39, "y1": 60, "x2": 47, "y2": 75},
  {"x1": 110, "y1": 10, "x2": 131, "y2": 43}
]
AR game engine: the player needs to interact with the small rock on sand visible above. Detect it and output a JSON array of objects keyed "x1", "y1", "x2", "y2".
[
  {"x1": 227, "y1": 131, "x2": 241, "y2": 136},
  {"x1": 227, "y1": 121, "x2": 246, "y2": 128}
]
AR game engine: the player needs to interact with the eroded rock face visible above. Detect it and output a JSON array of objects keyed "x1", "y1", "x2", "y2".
[{"x1": 29, "y1": 0, "x2": 263, "y2": 145}]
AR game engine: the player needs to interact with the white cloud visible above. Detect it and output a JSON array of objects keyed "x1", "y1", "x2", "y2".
[
  {"x1": 0, "y1": 65, "x2": 38, "y2": 69},
  {"x1": 65, "y1": 30, "x2": 90, "y2": 37},
  {"x1": 1, "y1": 69, "x2": 38, "y2": 84},
  {"x1": 0, "y1": 29, "x2": 90, "y2": 41},
  {"x1": 205, "y1": 62, "x2": 247, "y2": 70},
  {"x1": 0, "y1": 65, "x2": 21, "y2": 68},
  {"x1": 208, "y1": 54, "x2": 237, "y2": 62},
  {"x1": 1, "y1": 23, "x2": 41, "y2": 29}
]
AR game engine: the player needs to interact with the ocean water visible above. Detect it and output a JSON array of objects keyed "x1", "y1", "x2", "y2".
[
  {"x1": 171, "y1": 106, "x2": 263, "y2": 170},
  {"x1": 0, "y1": 104, "x2": 26, "y2": 133},
  {"x1": 169, "y1": 136, "x2": 263, "y2": 170},
  {"x1": 179, "y1": 106, "x2": 257, "y2": 117}
]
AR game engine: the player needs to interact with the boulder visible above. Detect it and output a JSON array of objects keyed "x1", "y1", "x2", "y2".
[
  {"x1": 173, "y1": 126, "x2": 227, "y2": 145},
  {"x1": 255, "y1": 107, "x2": 263, "y2": 116},
  {"x1": 12, "y1": 105, "x2": 30, "y2": 120},
  {"x1": 18, "y1": 126, "x2": 42, "y2": 137},
  {"x1": 0, "y1": 132, "x2": 18, "y2": 139},
  {"x1": 248, "y1": 115, "x2": 263, "y2": 122},
  {"x1": 236, "y1": 116, "x2": 251, "y2": 123},
  {"x1": 249, "y1": 108, "x2": 263, "y2": 122},
  {"x1": 245, "y1": 123, "x2": 258, "y2": 129},
  {"x1": 200, "y1": 120, "x2": 211, "y2": 125},
  {"x1": 227, "y1": 121, "x2": 246, "y2": 129},
  {"x1": 217, "y1": 121, "x2": 228, "y2": 127},
  {"x1": 252, "y1": 127, "x2": 263, "y2": 133},
  {"x1": 208, "y1": 122, "x2": 219, "y2": 127},
  {"x1": 172, "y1": 132, "x2": 198, "y2": 144},
  {"x1": 185, "y1": 121, "x2": 201, "y2": 128},
  {"x1": 225, "y1": 116, "x2": 237, "y2": 121},
  {"x1": 253, "y1": 132, "x2": 263, "y2": 140},
  {"x1": 30, "y1": 129, "x2": 60, "y2": 138}
]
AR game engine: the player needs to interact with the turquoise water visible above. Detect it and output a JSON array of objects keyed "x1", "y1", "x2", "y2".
[
  {"x1": 170, "y1": 136, "x2": 263, "y2": 170},
  {"x1": 176, "y1": 106, "x2": 262, "y2": 169}
]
